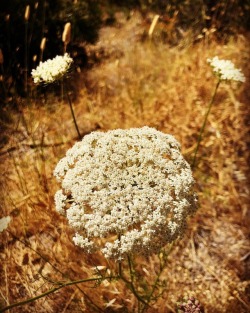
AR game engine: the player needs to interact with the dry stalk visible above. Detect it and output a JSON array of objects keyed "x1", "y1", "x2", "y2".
[{"x1": 24, "y1": 5, "x2": 30, "y2": 94}]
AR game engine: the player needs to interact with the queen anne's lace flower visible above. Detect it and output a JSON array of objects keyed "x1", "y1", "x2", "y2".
[
  {"x1": 207, "y1": 56, "x2": 245, "y2": 82},
  {"x1": 31, "y1": 53, "x2": 73, "y2": 84},
  {"x1": 54, "y1": 127, "x2": 197, "y2": 260}
]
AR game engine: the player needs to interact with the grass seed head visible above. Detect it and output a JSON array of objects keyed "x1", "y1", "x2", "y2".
[
  {"x1": 40, "y1": 37, "x2": 46, "y2": 52},
  {"x1": 62, "y1": 22, "x2": 71, "y2": 46},
  {"x1": 24, "y1": 5, "x2": 30, "y2": 21}
]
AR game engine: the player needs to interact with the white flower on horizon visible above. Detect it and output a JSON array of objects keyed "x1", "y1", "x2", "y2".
[
  {"x1": 207, "y1": 56, "x2": 245, "y2": 83},
  {"x1": 0, "y1": 216, "x2": 11, "y2": 233},
  {"x1": 31, "y1": 53, "x2": 73, "y2": 84},
  {"x1": 54, "y1": 127, "x2": 197, "y2": 260}
]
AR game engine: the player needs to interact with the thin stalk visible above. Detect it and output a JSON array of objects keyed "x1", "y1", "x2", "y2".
[
  {"x1": 192, "y1": 79, "x2": 221, "y2": 169},
  {"x1": 141, "y1": 244, "x2": 174, "y2": 313},
  {"x1": 0, "y1": 276, "x2": 118, "y2": 313},
  {"x1": 118, "y1": 261, "x2": 122, "y2": 277},
  {"x1": 127, "y1": 255, "x2": 148, "y2": 313},
  {"x1": 61, "y1": 81, "x2": 64, "y2": 101},
  {"x1": 24, "y1": 20, "x2": 28, "y2": 95},
  {"x1": 118, "y1": 258, "x2": 148, "y2": 307},
  {"x1": 41, "y1": 0, "x2": 46, "y2": 38},
  {"x1": 65, "y1": 82, "x2": 81, "y2": 139},
  {"x1": 127, "y1": 255, "x2": 134, "y2": 284},
  {"x1": 29, "y1": 2, "x2": 39, "y2": 46},
  {"x1": 120, "y1": 274, "x2": 148, "y2": 306}
]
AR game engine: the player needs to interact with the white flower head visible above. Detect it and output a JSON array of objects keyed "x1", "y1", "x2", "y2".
[
  {"x1": 207, "y1": 56, "x2": 245, "y2": 83},
  {"x1": 0, "y1": 216, "x2": 11, "y2": 233},
  {"x1": 31, "y1": 53, "x2": 73, "y2": 84},
  {"x1": 54, "y1": 127, "x2": 197, "y2": 260}
]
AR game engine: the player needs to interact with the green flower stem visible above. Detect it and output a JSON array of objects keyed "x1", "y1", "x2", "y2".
[
  {"x1": 0, "y1": 276, "x2": 118, "y2": 313},
  {"x1": 127, "y1": 255, "x2": 148, "y2": 313},
  {"x1": 127, "y1": 255, "x2": 135, "y2": 284},
  {"x1": 118, "y1": 258, "x2": 148, "y2": 307},
  {"x1": 141, "y1": 243, "x2": 174, "y2": 313},
  {"x1": 118, "y1": 260, "x2": 122, "y2": 277},
  {"x1": 192, "y1": 79, "x2": 221, "y2": 169},
  {"x1": 64, "y1": 83, "x2": 81, "y2": 139}
]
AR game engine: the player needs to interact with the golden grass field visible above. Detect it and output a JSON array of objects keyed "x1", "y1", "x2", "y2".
[{"x1": 0, "y1": 11, "x2": 249, "y2": 313}]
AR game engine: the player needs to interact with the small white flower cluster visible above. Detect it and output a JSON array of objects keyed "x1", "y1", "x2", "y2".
[
  {"x1": 54, "y1": 127, "x2": 197, "y2": 260},
  {"x1": 0, "y1": 216, "x2": 11, "y2": 233},
  {"x1": 207, "y1": 56, "x2": 245, "y2": 83},
  {"x1": 31, "y1": 53, "x2": 73, "y2": 84}
]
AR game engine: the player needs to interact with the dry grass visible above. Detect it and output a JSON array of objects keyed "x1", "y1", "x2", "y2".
[{"x1": 0, "y1": 12, "x2": 249, "y2": 313}]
